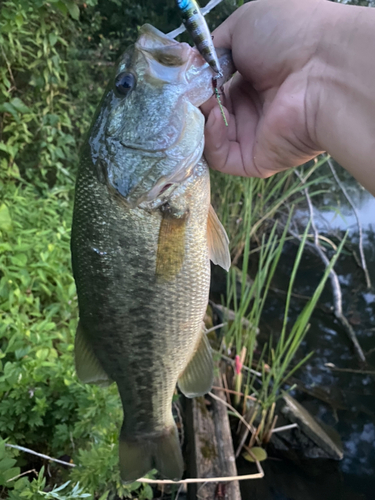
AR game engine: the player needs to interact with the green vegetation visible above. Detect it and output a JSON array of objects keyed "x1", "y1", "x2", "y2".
[
  {"x1": 211, "y1": 162, "x2": 345, "y2": 443},
  {"x1": 1, "y1": 0, "x2": 347, "y2": 497},
  {"x1": 0, "y1": 1, "x2": 185, "y2": 497}
]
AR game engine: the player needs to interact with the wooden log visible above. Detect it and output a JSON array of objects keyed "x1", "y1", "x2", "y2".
[{"x1": 185, "y1": 375, "x2": 241, "y2": 500}]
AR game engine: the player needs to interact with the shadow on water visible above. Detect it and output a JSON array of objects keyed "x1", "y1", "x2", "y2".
[{"x1": 240, "y1": 166, "x2": 375, "y2": 500}]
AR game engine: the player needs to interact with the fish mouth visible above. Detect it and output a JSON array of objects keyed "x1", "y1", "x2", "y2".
[
  {"x1": 135, "y1": 25, "x2": 234, "y2": 105},
  {"x1": 135, "y1": 24, "x2": 192, "y2": 73},
  {"x1": 136, "y1": 25, "x2": 235, "y2": 88}
]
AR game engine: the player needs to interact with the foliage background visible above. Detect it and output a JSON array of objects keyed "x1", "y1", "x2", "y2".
[{"x1": 0, "y1": 1, "x2": 242, "y2": 497}]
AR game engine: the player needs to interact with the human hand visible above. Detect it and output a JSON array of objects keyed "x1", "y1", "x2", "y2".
[{"x1": 201, "y1": 0, "x2": 328, "y2": 178}]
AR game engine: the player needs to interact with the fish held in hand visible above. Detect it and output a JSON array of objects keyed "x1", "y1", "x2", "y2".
[{"x1": 71, "y1": 24, "x2": 233, "y2": 483}]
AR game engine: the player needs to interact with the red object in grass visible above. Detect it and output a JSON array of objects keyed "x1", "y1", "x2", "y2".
[{"x1": 235, "y1": 355, "x2": 242, "y2": 375}]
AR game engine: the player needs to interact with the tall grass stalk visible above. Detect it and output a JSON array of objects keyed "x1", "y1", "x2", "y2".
[
  {"x1": 221, "y1": 188, "x2": 345, "y2": 439},
  {"x1": 211, "y1": 156, "x2": 329, "y2": 255},
  {"x1": 264, "y1": 231, "x2": 348, "y2": 406},
  {"x1": 224, "y1": 208, "x2": 294, "y2": 407}
]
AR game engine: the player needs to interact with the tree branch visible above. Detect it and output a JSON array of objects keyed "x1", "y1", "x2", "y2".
[
  {"x1": 327, "y1": 157, "x2": 371, "y2": 289},
  {"x1": 5, "y1": 444, "x2": 75, "y2": 468},
  {"x1": 294, "y1": 170, "x2": 366, "y2": 365}
]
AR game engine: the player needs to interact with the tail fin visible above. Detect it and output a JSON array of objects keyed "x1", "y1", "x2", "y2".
[{"x1": 119, "y1": 425, "x2": 183, "y2": 483}]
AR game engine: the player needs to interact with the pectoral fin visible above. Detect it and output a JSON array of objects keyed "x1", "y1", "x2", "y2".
[
  {"x1": 74, "y1": 322, "x2": 112, "y2": 387},
  {"x1": 156, "y1": 207, "x2": 188, "y2": 282},
  {"x1": 178, "y1": 332, "x2": 213, "y2": 398},
  {"x1": 207, "y1": 205, "x2": 231, "y2": 271}
]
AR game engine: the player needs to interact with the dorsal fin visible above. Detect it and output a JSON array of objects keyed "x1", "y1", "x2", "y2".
[{"x1": 207, "y1": 205, "x2": 231, "y2": 271}]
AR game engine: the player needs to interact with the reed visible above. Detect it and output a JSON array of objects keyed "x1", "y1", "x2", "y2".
[{"x1": 212, "y1": 161, "x2": 345, "y2": 442}]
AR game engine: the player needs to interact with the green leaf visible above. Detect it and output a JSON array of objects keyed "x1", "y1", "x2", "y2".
[
  {"x1": 97, "y1": 492, "x2": 109, "y2": 500},
  {"x1": 0, "y1": 103, "x2": 19, "y2": 122},
  {"x1": 9, "y1": 98, "x2": 30, "y2": 114},
  {"x1": 0, "y1": 457, "x2": 17, "y2": 473},
  {"x1": 47, "y1": 480, "x2": 71, "y2": 493},
  {"x1": 65, "y1": 1, "x2": 80, "y2": 20},
  {"x1": 129, "y1": 481, "x2": 141, "y2": 491},
  {"x1": 54, "y1": 1, "x2": 68, "y2": 15},
  {"x1": 0, "y1": 242, "x2": 12, "y2": 251},
  {"x1": 11, "y1": 254, "x2": 27, "y2": 267},
  {"x1": 49, "y1": 33, "x2": 58, "y2": 46},
  {"x1": 68, "y1": 282, "x2": 76, "y2": 297},
  {"x1": 0, "y1": 143, "x2": 18, "y2": 158},
  {"x1": 0, "y1": 441, "x2": 5, "y2": 461},
  {"x1": 140, "y1": 484, "x2": 153, "y2": 500},
  {"x1": 242, "y1": 447, "x2": 268, "y2": 463},
  {"x1": 0, "y1": 204, "x2": 12, "y2": 231},
  {"x1": 36, "y1": 348, "x2": 50, "y2": 360},
  {"x1": 0, "y1": 466, "x2": 21, "y2": 483},
  {"x1": 15, "y1": 347, "x2": 31, "y2": 360},
  {"x1": 15, "y1": 13, "x2": 24, "y2": 28}
]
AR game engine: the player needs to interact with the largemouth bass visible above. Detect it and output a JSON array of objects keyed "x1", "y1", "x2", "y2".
[{"x1": 71, "y1": 24, "x2": 233, "y2": 483}]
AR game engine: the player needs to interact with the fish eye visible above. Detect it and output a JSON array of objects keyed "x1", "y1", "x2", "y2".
[{"x1": 115, "y1": 72, "x2": 136, "y2": 96}]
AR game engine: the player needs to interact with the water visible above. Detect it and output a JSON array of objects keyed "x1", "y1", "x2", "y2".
[{"x1": 241, "y1": 165, "x2": 375, "y2": 500}]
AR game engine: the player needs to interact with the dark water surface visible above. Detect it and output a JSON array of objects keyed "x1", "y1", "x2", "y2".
[{"x1": 241, "y1": 168, "x2": 375, "y2": 500}]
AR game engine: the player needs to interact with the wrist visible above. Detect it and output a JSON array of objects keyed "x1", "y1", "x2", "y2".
[{"x1": 310, "y1": 1, "x2": 375, "y2": 192}]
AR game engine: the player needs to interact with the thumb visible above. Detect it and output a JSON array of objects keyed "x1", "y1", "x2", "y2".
[{"x1": 204, "y1": 105, "x2": 231, "y2": 172}]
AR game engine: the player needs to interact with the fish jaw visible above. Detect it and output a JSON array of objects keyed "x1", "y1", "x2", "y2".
[{"x1": 135, "y1": 24, "x2": 232, "y2": 107}]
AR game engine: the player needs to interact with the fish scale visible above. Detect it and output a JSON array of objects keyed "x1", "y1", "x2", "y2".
[{"x1": 72, "y1": 155, "x2": 211, "y2": 435}]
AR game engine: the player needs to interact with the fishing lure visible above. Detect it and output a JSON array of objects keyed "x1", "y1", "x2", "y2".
[
  {"x1": 175, "y1": 0, "x2": 222, "y2": 78},
  {"x1": 175, "y1": 0, "x2": 228, "y2": 126}
]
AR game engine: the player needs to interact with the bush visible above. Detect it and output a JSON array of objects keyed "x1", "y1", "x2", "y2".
[{"x1": 0, "y1": 0, "x2": 243, "y2": 496}]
